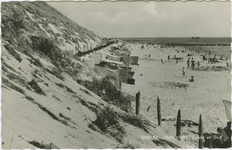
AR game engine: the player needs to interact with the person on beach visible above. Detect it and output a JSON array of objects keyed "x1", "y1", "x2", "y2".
[
  {"x1": 187, "y1": 58, "x2": 190, "y2": 68},
  {"x1": 191, "y1": 58, "x2": 195, "y2": 69},
  {"x1": 213, "y1": 55, "x2": 217, "y2": 63},
  {"x1": 182, "y1": 67, "x2": 187, "y2": 78},
  {"x1": 168, "y1": 55, "x2": 170, "y2": 61},
  {"x1": 189, "y1": 76, "x2": 194, "y2": 82},
  {"x1": 197, "y1": 61, "x2": 200, "y2": 67},
  {"x1": 202, "y1": 55, "x2": 206, "y2": 60},
  {"x1": 141, "y1": 45, "x2": 144, "y2": 49},
  {"x1": 217, "y1": 127, "x2": 229, "y2": 148},
  {"x1": 226, "y1": 58, "x2": 229, "y2": 67},
  {"x1": 161, "y1": 59, "x2": 163, "y2": 64}
]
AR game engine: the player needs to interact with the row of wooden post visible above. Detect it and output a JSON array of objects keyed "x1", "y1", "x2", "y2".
[{"x1": 135, "y1": 92, "x2": 204, "y2": 148}]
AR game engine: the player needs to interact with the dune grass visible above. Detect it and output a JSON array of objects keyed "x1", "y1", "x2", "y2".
[
  {"x1": 28, "y1": 140, "x2": 59, "y2": 149},
  {"x1": 119, "y1": 113, "x2": 151, "y2": 133},
  {"x1": 55, "y1": 83, "x2": 76, "y2": 94},
  {"x1": 92, "y1": 106, "x2": 126, "y2": 143},
  {"x1": 2, "y1": 78, "x2": 25, "y2": 94},
  {"x1": 78, "y1": 75, "x2": 132, "y2": 112},
  {"x1": 4, "y1": 44, "x2": 22, "y2": 62},
  {"x1": 150, "y1": 81, "x2": 189, "y2": 89},
  {"x1": 44, "y1": 68, "x2": 64, "y2": 81},
  {"x1": 28, "y1": 79, "x2": 45, "y2": 95},
  {"x1": 194, "y1": 66, "x2": 230, "y2": 72}
]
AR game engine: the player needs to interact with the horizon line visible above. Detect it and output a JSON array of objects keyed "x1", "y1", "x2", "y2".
[{"x1": 102, "y1": 36, "x2": 231, "y2": 38}]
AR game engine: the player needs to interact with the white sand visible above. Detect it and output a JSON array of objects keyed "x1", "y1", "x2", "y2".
[
  {"x1": 2, "y1": 41, "x2": 195, "y2": 148},
  {"x1": 122, "y1": 44, "x2": 231, "y2": 146}
]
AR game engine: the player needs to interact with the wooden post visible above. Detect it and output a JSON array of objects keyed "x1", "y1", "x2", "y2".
[
  {"x1": 147, "y1": 105, "x2": 150, "y2": 112},
  {"x1": 135, "y1": 91, "x2": 140, "y2": 115},
  {"x1": 157, "y1": 96, "x2": 161, "y2": 126},
  {"x1": 199, "y1": 114, "x2": 203, "y2": 149},
  {"x1": 209, "y1": 136, "x2": 213, "y2": 149},
  {"x1": 176, "y1": 109, "x2": 181, "y2": 140}
]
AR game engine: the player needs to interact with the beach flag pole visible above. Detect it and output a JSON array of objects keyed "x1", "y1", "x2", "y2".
[
  {"x1": 157, "y1": 96, "x2": 161, "y2": 126},
  {"x1": 135, "y1": 91, "x2": 140, "y2": 115},
  {"x1": 176, "y1": 109, "x2": 181, "y2": 140},
  {"x1": 198, "y1": 114, "x2": 203, "y2": 149}
]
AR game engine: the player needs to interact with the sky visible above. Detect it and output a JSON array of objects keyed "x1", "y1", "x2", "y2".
[{"x1": 47, "y1": 1, "x2": 231, "y2": 38}]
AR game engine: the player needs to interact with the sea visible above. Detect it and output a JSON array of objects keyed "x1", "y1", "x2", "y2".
[
  {"x1": 117, "y1": 37, "x2": 231, "y2": 58},
  {"x1": 117, "y1": 37, "x2": 231, "y2": 44}
]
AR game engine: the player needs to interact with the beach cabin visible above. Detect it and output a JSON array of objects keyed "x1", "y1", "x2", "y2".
[
  {"x1": 90, "y1": 53, "x2": 101, "y2": 64},
  {"x1": 122, "y1": 56, "x2": 130, "y2": 66},
  {"x1": 118, "y1": 66, "x2": 135, "y2": 84},
  {"x1": 129, "y1": 56, "x2": 139, "y2": 65},
  {"x1": 119, "y1": 67, "x2": 128, "y2": 83},
  {"x1": 106, "y1": 53, "x2": 122, "y2": 62},
  {"x1": 84, "y1": 58, "x2": 95, "y2": 68}
]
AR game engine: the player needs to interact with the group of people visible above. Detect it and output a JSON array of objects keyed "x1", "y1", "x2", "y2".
[
  {"x1": 208, "y1": 55, "x2": 218, "y2": 64},
  {"x1": 182, "y1": 67, "x2": 194, "y2": 82},
  {"x1": 187, "y1": 58, "x2": 199, "y2": 69}
]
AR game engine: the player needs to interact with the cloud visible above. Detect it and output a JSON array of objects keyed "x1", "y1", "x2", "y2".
[
  {"x1": 81, "y1": 11, "x2": 131, "y2": 25},
  {"x1": 48, "y1": 1, "x2": 231, "y2": 37},
  {"x1": 141, "y1": 3, "x2": 158, "y2": 16}
]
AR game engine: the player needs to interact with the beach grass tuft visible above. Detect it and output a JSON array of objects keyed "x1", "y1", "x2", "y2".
[
  {"x1": 92, "y1": 106, "x2": 126, "y2": 143},
  {"x1": 119, "y1": 113, "x2": 151, "y2": 133},
  {"x1": 44, "y1": 68, "x2": 64, "y2": 81},
  {"x1": 2, "y1": 78, "x2": 25, "y2": 94},
  {"x1": 4, "y1": 44, "x2": 22, "y2": 62},
  {"x1": 78, "y1": 75, "x2": 132, "y2": 112},
  {"x1": 28, "y1": 79, "x2": 45, "y2": 95},
  {"x1": 150, "y1": 81, "x2": 189, "y2": 89},
  {"x1": 194, "y1": 66, "x2": 230, "y2": 72},
  {"x1": 28, "y1": 140, "x2": 59, "y2": 149}
]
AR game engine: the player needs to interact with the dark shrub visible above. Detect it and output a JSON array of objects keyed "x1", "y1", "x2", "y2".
[
  {"x1": 4, "y1": 44, "x2": 22, "y2": 62},
  {"x1": 28, "y1": 79, "x2": 45, "y2": 95}
]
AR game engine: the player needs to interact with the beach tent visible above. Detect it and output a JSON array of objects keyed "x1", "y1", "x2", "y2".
[
  {"x1": 122, "y1": 56, "x2": 130, "y2": 66},
  {"x1": 130, "y1": 56, "x2": 139, "y2": 65},
  {"x1": 100, "y1": 58, "x2": 124, "y2": 65},
  {"x1": 118, "y1": 67, "x2": 133, "y2": 83},
  {"x1": 106, "y1": 53, "x2": 122, "y2": 62},
  {"x1": 118, "y1": 67, "x2": 128, "y2": 83},
  {"x1": 222, "y1": 99, "x2": 232, "y2": 121},
  {"x1": 91, "y1": 53, "x2": 101, "y2": 64},
  {"x1": 110, "y1": 46, "x2": 119, "y2": 51},
  {"x1": 95, "y1": 53, "x2": 102, "y2": 59},
  {"x1": 84, "y1": 58, "x2": 95, "y2": 68}
]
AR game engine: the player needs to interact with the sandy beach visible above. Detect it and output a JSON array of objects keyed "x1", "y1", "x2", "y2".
[
  {"x1": 1, "y1": 1, "x2": 231, "y2": 148},
  {"x1": 122, "y1": 43, "x2": 231, "y2": 146}
]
